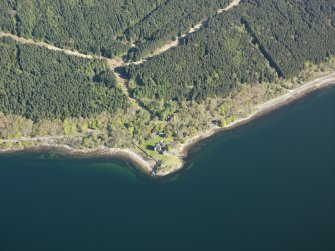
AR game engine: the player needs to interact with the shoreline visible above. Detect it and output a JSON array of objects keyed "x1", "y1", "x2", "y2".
[
  {"x1": 179, "y1": 79, "x2": 335, "y2": 162},
  {"x1": 0, "y1": 144, "x2": 154, "y2": 176},
  {"x1": 1, "y1": 75, "x2": 335, "y2": 177}
]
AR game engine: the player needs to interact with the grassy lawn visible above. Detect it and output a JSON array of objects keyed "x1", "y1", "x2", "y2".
[
  {"x1": 159, "y1": 155, "x2": 182, "y2": 171},
  {"x1": 139, "y1": 136, "x2": 182, "y2": 170},
  {"x1": 139, "y1": 136, "x2": 164, "y2": 159}
]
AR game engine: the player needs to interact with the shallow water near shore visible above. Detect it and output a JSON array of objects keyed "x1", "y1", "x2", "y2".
[{"x1": 1, "y1": 87, "x2": 335, "y2": 251}]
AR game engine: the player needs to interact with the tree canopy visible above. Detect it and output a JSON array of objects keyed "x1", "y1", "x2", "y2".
[
  {"x1": 123, "y1": 0, "x2": 335, "y2": 101},
  {"x1": 0, "y1": 37, "x2": 128, "y2": 121}
]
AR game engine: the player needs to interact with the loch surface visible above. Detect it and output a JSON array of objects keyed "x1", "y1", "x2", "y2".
[{"x1": 1, "y1": 88, "x2": 335, "y2": 251}]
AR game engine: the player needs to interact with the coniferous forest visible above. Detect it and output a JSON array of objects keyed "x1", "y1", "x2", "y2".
[
  {"x1": 0, "y1": 0, "x2": 164, "y2": 57},
  {"x1": 0, "y1": 37, "x2": 128, "y2": 121},
  {"x1": 124, "y1": 0, "x2": 335, "y2": 101},
  {"x1": 0, "y1": 0, "x2": 335, "y2": 171},
  {"x1": 0, "y1": 0, "x2": 229, "y2": 58},
  {"x1": 0, "y1": 0, "x2": 334, "y2": 120}
]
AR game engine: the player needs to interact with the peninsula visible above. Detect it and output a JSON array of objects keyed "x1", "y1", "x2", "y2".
[{"x1": 1, "y1": 0, "x2": 335, "y2": 176}]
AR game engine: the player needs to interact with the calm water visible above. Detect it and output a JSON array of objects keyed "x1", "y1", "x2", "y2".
[{"x1": 1, "y1": 88, "x2": 335, "y2": 251}]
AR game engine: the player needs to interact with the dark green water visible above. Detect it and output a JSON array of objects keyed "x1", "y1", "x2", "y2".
[{"x1": 1, "y1": 88, "x2": 335, "y2": 251}]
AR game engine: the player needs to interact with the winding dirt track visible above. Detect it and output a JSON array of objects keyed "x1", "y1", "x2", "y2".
[
  {"x1": 0, "y1": 0, "x2": 242, "y2": 67},
  {"x1": 1, "y1": 135, "x2": 73, "y2": 143},
  {"x1": 126, "y1": 0, "x2": 242, "y2": 65},
  {"x1": 256, "y1": 72, "x2": 335, "y2": 111},
  {"x1": 0, "y1": 0, "x2": 242, "y2": 100},
  {"x1": 0, "y1": 31, "x2": 130, "y2": 96},
  {"x1": 0, "y1": 31, "x2": 105, "y2": 60},
  {"x1": 3, "y1": 71, "x2": 335, "y2": 144}
]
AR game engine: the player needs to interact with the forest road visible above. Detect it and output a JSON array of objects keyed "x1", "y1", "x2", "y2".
[
  {"x1": 0, "y1": 1, "x2": 242, "y2": 105},
  {"x1": 0, "y1": 31, "x2": 109, "y2": 61},
  {"x1": 1, "y1": 135, "x2": 75, "y2": 143},
  {"x1": 127, "y1": 0, "x2": 242, "y2": 66},
  {"x1": 0, "y1": 31, "x2": 133, "y2": 103},
  {"x1": 1, "y1": 0, "x2": 242, "y2": 67},
  {"x1": 257, "y1": 72, "x2": 335, "y2": 111}
]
